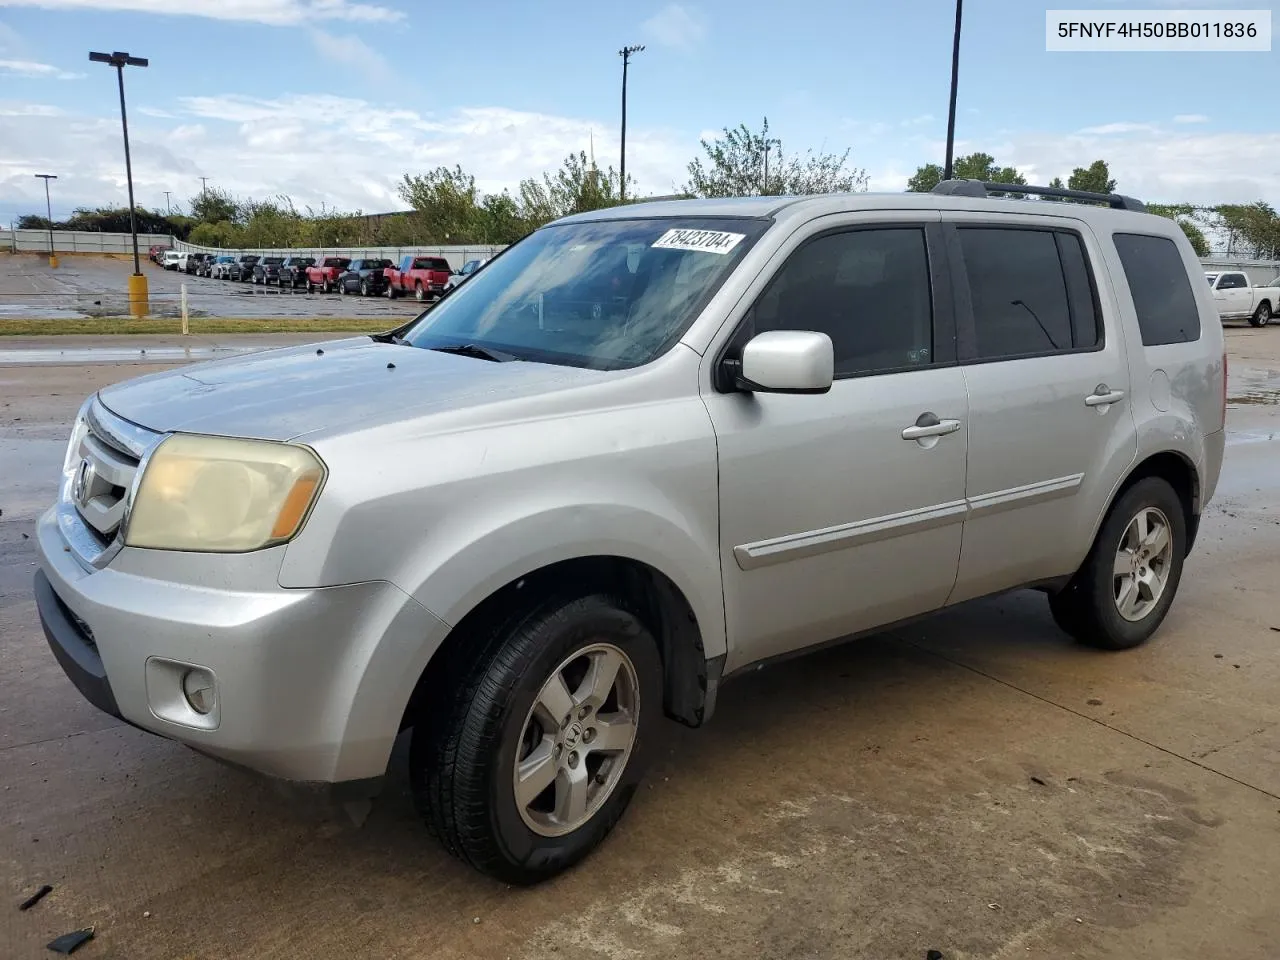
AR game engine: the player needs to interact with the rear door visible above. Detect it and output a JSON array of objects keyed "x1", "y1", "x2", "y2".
[{"x1": 941, "y1": 213, "x2": 1136, "y2": 602}]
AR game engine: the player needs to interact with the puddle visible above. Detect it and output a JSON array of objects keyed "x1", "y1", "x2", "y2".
[{"x1": 0, "y1": 304, "x2": 89, "y2": 320}]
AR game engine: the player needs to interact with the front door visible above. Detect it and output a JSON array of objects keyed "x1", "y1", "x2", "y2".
[
  {"x1": 941, "y1": 215, "x2": 1136, "y2": 603},
  {"x1": 704, "y1": 217, "x2": 969, "y2": 671}
]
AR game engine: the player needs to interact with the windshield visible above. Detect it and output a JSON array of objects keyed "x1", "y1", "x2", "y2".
[{"x1": 402, "y1": 217, "x2": 767, "y2": 369}]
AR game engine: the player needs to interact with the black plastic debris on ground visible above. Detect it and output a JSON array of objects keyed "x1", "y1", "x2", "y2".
[
  {"x1": 1030, "y1": 776, "x2": 1047, "y2": 786},
  {"x1": 19, "y1": 885, "x2": 53, "y2": 910},
  {"x1": 47, "y1": 928, "x2": 94, "y2": 955},
  {"x1": 927, "y1": 950, "x2": 945, "y2": 960}
]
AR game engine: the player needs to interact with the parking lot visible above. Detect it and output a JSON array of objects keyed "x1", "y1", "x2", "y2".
[
  {"x1": 0, "y1": 322, "x2": 1274, "y2": 959},
  {"x1": 0, "y1": 255, "x2": 425, "y2": 321}
]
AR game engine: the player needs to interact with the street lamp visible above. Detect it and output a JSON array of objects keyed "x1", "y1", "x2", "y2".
[
  {"x1": 34, "y1": 174, "x2": 57, "y2": 267},
  {"x1": 89, "y1": 49, "x2": 149, "y2": 317},
  {"x1": 618, "y1": 44, "x2": 644, "y2": 203},
  {"x1": 942, "y1": 0, "x2": 963, "y2": 182}
]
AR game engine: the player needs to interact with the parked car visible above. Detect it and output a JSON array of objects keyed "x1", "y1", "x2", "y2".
[
  {"x1": 305, "y1": 256, "x2": 350, "y2": 293},
  {"x1": 161, "y1": 250, "x2": 182, "y2": 270},
  {"x1": 1205, "y1": 270, "x2": 1279, "y2": 327},
  {"x1": 252, "y1": 255, "x2": 286, "y2": 285},
  {"x1": 184, "y1": 253, "x2": 211, "y2": 275},
  {"x1": 278, "y1": 256, "x2": 315, "y2": 289},
  {"x1": 338, "y1": 258, "x2": 393, "y2": 296},
  {"x1": 208, "y1": 255, "x2": 237, "y2": 279},
  {"x1": 34, "y1": 181, "x2": 1226, "y2": 885},
  {"x1": 385, "y1": 255, "x2": 452, "y2": 300},
  {"x1": 444, "y1": 257, "x2": 490, "y2": 291},
  {"x1": 149, "y1": 244, "x2": 171, "y2": 264},
  {"x1": 228, "y1": 254, "x2": 260, "y2": 282},
  {"x1": 197, "y1": 254, "x2": 221, "y2": 278}
]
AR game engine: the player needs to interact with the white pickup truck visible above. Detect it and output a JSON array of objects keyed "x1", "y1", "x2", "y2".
[{"x1": 1205, "y1": 270, "x2": 1279, "y2": 327}]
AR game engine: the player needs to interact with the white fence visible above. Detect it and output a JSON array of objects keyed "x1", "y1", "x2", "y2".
[
  {"x1": 2, "y1": 229, "x2": 174, "y2": 255},
  {"x1": 1201, "y1": 257, "x2": 1280, "y2": 286}
]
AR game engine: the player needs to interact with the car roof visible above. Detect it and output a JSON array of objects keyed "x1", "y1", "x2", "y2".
[{"x1": 554, "y1": 191, "x2": 1169, "y2": 232}]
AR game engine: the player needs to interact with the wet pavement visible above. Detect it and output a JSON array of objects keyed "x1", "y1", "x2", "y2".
[
  {"x1": 0, "y1": 254, "x2": 426, "y2": 320},
  {"x1": 1, "y1": 328, "x2": 1278, "y2": 959}
]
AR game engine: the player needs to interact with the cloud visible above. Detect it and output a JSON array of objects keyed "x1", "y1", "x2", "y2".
[
  {"x1": 879, "y1": 125, "x2": 1280, "y2": 207},
  {"x1": 1076, "y1": 122, "x2": 1159, "y2": 135},
  {"x1": 0, "y1": 58, "x2": 83, "y2": 79},
  {"x1": 308, "y1": 28, "x2": 391, "y2": 83},
  {"x1": 0, "y1": 93, "x2": 693, "y2": 222},
  {"x1": 138, "y1": 106, "x2": 176, "y2": 118},
  {"x1": 642, "y1": 3, "x2": 707, "y2": 51},
  {"x1": 901, "y1": 114, "x2": 934, "y2": 127},
  {"x1": 0, "y1": 0, "x2": 403, "y2": 25},
  {"x1": 1173, "y1": 114, "x2": 1209, "y2": 124}
]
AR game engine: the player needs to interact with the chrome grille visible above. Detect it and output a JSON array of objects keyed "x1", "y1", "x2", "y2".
[{"x1": 59, "y1": 396, "x2": 161, "y2": 568}]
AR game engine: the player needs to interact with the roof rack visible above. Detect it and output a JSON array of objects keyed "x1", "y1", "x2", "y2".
[{"x1": 932, "y1": 179, "x2": 1146, "y2": 212}]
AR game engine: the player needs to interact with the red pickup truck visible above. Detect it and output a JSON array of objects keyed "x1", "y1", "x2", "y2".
[
  {"x1": 385, "y1": 255, "x2": 452, "y2": 301},
  {"x1": 305, "y1": 256, "x2": 351, "y2": 293}
]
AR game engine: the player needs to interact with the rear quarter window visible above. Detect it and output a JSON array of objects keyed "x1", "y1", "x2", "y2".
[{"x1": 1113, "y1": 233, "x2": 1201, "y2": 345}]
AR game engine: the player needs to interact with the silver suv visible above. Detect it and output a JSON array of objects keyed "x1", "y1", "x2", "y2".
[{"x1": 35, "y1": 182, "x2": 1225, "y2": 883}]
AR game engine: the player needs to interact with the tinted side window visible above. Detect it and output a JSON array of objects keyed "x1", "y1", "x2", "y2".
[
  {"x1": 746, "y1": 228, "x2": 934, "y2": 377},
  {"x1": 957, "y1": 228, "x2": 1080, "y2": 359},
  {"x1": 1220, "y1": 274, "x2": 1246, "y2": 289},
  {"x1": 1113, "y1": 233, "x2": 1201, "y2": 345}
]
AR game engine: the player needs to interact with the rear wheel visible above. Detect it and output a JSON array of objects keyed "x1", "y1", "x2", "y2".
[
  {"x1": 323, "y1": 279, "x2": 332, "y2": 294},
  {"x1": 411, "y1": 593, "x2": 661, "y2": 884},
  {"x1": 306, "y1": 279, "x2": 315, "y2": 293},
  {"x1": 386, "y1": 283, "x2": 397, "y2": 299},
  {"x1": 360, "y1": 279, "x2": 370, "y2": 296},
  {"x1": 414, "y1": 282, "x2": 425, "y2": 302},
  {"x1": 1048, "y1": 477, "x2": 1186, "y2": 650},
  {"x1": 1251, "y1": 302, "x2": 1272, "y2": 328}
]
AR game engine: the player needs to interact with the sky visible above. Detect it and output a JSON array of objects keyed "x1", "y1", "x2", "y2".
[{"x1": 0, "y1": 0, "x2": 1277, "y2": 225}]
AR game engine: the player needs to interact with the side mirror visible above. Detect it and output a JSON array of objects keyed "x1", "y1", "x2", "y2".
[{"x1": 736, "y1": 330, "x2": 834, "y2": 394}]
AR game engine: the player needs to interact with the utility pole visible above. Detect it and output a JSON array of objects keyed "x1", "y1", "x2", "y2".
[
  {"x1": 943, "y1": 0, "x2": 963, "y2": 182},
  {"x1": 199, "y1": 176, "x2": 209, "y2": 195},
  {"x1": 163, "y1": 190, "x2": 171, "y2": 214},
  {"x1": 89, "y1": 50, "x2": 149, "y2": 316},
  {"x1": 34, "y1": 173, "x2": 58, "y2": 267},
  {"x1": 618, "y1": 44, "x2": 644, "y2": 203}
]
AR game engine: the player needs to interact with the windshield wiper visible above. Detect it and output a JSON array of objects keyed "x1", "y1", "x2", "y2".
[
  {"x1": 429, "y1": 343, "x2": 519, "y2": 362},
  {"x1": 369, "y1": 331, "x2": 408, "y2": 345}
]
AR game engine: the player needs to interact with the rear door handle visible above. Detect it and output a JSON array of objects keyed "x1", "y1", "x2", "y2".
[
  {"x1": 1084, "y1": 386, "x2": 1125, "y2": 407},
  {"x1": 902, "y1": 415, "x2": 962, "y2": 441}
]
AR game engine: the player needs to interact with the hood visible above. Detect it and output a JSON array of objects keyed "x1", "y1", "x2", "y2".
[{"x1": 98, "y1": 337, "x2": 600, "y2": 441}]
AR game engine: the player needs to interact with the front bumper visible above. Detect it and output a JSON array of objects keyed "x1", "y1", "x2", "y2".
[{"x1": 34, "y1": 507, "x2": 448, "y2": 784}]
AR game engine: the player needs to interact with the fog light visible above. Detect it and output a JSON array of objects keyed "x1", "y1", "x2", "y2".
[{"x1": 181, "y1": 669, "x2": 215, "y2": 715}]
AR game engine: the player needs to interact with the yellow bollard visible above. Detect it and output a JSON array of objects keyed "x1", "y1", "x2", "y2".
[
  {"x1": 128, "y1": 272, "x2": 149, "y2": 318},
  {"x1": 49, "y1": 254, "x2": 59, "y2": 268}
]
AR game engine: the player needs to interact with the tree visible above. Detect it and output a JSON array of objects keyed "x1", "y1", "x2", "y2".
[
  {"x1": 906, "y1": 152, "x2": 1026, "y2": 194},
  {"x1": 685, "y1": 117, "x2": 867, "y2": 198},
  {"x1": 17, "y1": 214, "x2": 53, "y2": 229},
  {"x1": 1067, "y1": 160, "x2": 1116, "y2": 195},
  {"x1": 398, "y1": 165, "x2": 483, "y2": 243},
  {"x1": 478, "y1": 191, "x2": 527, "y2": 244},
  {"x1": 1147, "y1": 203, "x2": 1212, "y2": 257},
  {"x1": 1214, "y1": 201, "x2": 1280, "y2": 259},
  {"x1": 189, "y1": 187, "x2": 240, "y2": 225}
]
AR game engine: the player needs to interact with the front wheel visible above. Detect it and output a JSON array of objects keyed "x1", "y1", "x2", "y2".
[
  {"x1": 323, "y1": 279, "x2": 332, "y2": 294},
  {"x1": 1048, "y1": 476, "x2": 1186, "y2": 650},
  {"x1": 360, "y1": 280, "x2": 370, "y2": 296},
  {"x1": 386, "y1": 284, "x2": 397, "y2": 299},
  {"x1": 306, "y1": 279, "x2": 315, "y2": 293},
  {"x1": 414, "y1": 282, "x2": 425, "y2": 302},
  {"x1": 411, "y1": 593, "x2": 661, "y2": 884},
  {"x1": 1251, "y1": 303, "x2": 1272, "y2": 328}
]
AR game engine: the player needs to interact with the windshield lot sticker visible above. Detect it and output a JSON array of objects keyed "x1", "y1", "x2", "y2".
[{"x1": 652, "y1": 229, "x2": 746, "y2": 255}]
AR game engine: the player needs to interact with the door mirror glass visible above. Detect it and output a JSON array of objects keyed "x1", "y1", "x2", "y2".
[{"x1": 739, "y1": 330, "x2": 834, "y2": 394}]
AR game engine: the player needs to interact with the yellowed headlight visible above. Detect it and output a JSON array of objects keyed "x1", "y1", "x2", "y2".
[{"x1": 125, "y1": 434, "x2": 325, "y2": 552}]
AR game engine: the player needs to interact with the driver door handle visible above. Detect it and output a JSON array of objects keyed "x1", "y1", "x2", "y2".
[
  {"x1": 1084, "y1": 386, "x2": 1125, "y2": 407},
  {"x1": 901, "y1": 414, "x2": 962, "y2": 441}
]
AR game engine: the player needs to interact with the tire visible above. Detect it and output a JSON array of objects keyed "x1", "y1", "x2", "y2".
[
  {"x1": 323, "y1": 279, "x2": 332, "y2": 294},
  {"x1": 386, "y1": 284, "x2": 397, "y2": 299},
  {"x1": 361, "y1": 279, "x2": 370, "y2": 297},
  {"x1": 1251, "y1": 302, "x2": 1272, "y2": 328},
  {"x1": 411, "y1": 593, "x2": 662, "y2": 884},
  {"x1": 307, "y1": 279, "x2": 315, "y2": 293},
  {"x1": 414, "y1": 282, "x2": 425, "y2": 302},
  {"x1": 1048, "y1": 476, "x2": 1186, "y2": 650}
]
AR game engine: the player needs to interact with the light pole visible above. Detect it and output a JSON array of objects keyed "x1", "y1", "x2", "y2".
[
  {"x1": 618, "y1": 44, "x2": 644, "y2": 203},
  {"x1": 34, "y1": 173, "x2": 57, "y2": 267},
  {"x1": 163, "y1": 190, "x2": 171, "y2": 214},
  {"x1": 89, "y1": 49, "x2": 149, "y2": 317},
  {"x1": 942, "y1": 0, "x2": 963, "y2": 182}
]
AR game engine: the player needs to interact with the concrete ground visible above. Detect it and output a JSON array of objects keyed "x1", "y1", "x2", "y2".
[
  {"x1": 1, "y1": 328, "x2": 1278, "y2": 960},
  {"x1": 0, "y1": 254, "x2": 426, "y2": 320}
]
